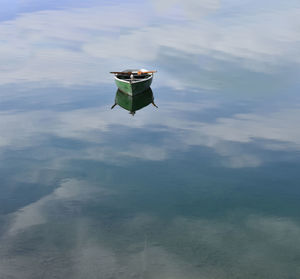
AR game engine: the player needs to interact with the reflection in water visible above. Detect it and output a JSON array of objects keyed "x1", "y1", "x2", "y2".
[
  {"x1": 111, "y1": 88, "x2": 158, "y2": 115},
  {"x1": 1, "y1": 0, "x2": 300, "y2": 278}
]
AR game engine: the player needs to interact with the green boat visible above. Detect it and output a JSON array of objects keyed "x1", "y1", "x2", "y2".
[
  {"x1": 110, "y1": 69, "x2": 156, "y2": 96},
  {"x1": 111, "y1": 87, "x2": 158, "y2": 115}
]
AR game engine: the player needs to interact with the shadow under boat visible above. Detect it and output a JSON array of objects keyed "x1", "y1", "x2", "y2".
[{"x1": 111, "y1": 87, "x2": 158, "y2": 116}]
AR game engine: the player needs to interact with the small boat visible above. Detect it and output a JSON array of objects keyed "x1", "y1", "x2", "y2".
[
  {"x1": 110, "y1": 69, "x2": 156, "y2": 96},
  {"x1": 111, "y1": 88, "x2": 158, "y2": 115}
]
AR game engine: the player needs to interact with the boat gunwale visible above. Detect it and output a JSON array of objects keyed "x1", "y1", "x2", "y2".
[{"x1": 114, "y1": 74, "x2": 153, "y2": 84}]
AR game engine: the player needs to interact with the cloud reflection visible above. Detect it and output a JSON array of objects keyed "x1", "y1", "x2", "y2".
[
  {"x1": 2, "y1": 195, "x2": 300, "y2": 278},
  {"x1": 7, "y1": 178, "x2": 110, "y2": 234},
  {"x1": 0, "y1": 94, "x2": 299, "y2": 278},
  {"x1": 1, "y1": 90, "x2": 300, "y2": 168},
  {"x1": 0, "y1": 1, "x2": 299, "y2": 90},
  {"x1": 1, "y1": 2, "x2": 300, "y2": 278}
]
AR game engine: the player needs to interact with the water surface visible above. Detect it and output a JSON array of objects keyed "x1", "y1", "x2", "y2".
[{"x1": 1, "y1": 1, "x2": 300, "y2": 278}]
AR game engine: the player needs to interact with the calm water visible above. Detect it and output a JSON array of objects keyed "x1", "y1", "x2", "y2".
[{"x1": 1, "y1": 1, "x2": 300, "y2": 278}]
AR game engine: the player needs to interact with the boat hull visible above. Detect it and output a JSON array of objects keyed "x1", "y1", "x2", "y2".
[
  {"x1": 115, "y1": 88, "x2": 154, "y2": 112},
  {"x1": 114, "y1": 76, "x2": 153, "y2": 96}
]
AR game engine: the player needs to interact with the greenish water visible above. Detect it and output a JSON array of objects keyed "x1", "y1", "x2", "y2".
[{"x1": 1, "y1": 1, "x2": 300, "y2": 278}]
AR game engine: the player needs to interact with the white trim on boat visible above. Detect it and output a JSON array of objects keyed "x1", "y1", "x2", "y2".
[
  {"x1": 114, "y1": 74, "x2": 153, "y2": 84},
  {"x1": 114, "y1": 75, "x2": 130, "y2": 84}
]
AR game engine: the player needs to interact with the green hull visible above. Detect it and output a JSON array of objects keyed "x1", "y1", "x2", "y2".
[
  {"x1": 114, "y1": 76, "x2": 153, "y2": 96},
  {"x1": 115, "y1": 88, "x2": 153, "y2": 112}
]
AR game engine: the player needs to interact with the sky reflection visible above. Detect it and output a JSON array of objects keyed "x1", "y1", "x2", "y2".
[
  {"x1": 1, "y1": 1, "x2": 300, "y2": 279},
  {"x1": 0, "y1": 0, "x2": 300, "y2": 92},
  {"x1": 0, "y1": 86, "x2": 299, "y2": 168}
]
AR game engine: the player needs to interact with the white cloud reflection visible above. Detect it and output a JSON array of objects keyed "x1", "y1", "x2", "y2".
[
  {"x1": 1, "y1": 2, "x2": 300, "y2": 277},
  {"x1": 7, "y1": 178, "x2": 110, "y2": 234},
  {"x1": 2, "y1": 195, "x2": 300, "y2": 278},
  {"x1": 152, "y1": 0, "x2": 220, "y2": 19},
  {"x1": 0, "y1": 1, "x2": 299, "y2": 89},
  {"x1": 0, "y1": 96, "x2": 299, "y2": 168}
]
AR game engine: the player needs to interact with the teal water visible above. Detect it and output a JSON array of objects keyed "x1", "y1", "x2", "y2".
[{"x1": 1, "y1": 1, "x2": 300, "y2": 278}]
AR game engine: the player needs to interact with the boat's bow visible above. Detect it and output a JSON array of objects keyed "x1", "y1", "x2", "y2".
[{"x1": 111, "y1": 69, "x2": 156, "y2": 96}]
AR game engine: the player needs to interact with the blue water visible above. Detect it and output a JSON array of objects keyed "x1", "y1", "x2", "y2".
[{"x1": 1, "y1": 1, "x2": 300, "y2": 278}]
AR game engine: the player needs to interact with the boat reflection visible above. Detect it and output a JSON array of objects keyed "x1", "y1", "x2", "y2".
[{"x1": 111, "y1": 88, "x2": 158, "y2": 115}]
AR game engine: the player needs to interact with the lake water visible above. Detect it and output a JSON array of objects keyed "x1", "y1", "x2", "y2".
[{"x1": 1, "y1": 1, "x2": 300, "y2": 278}]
